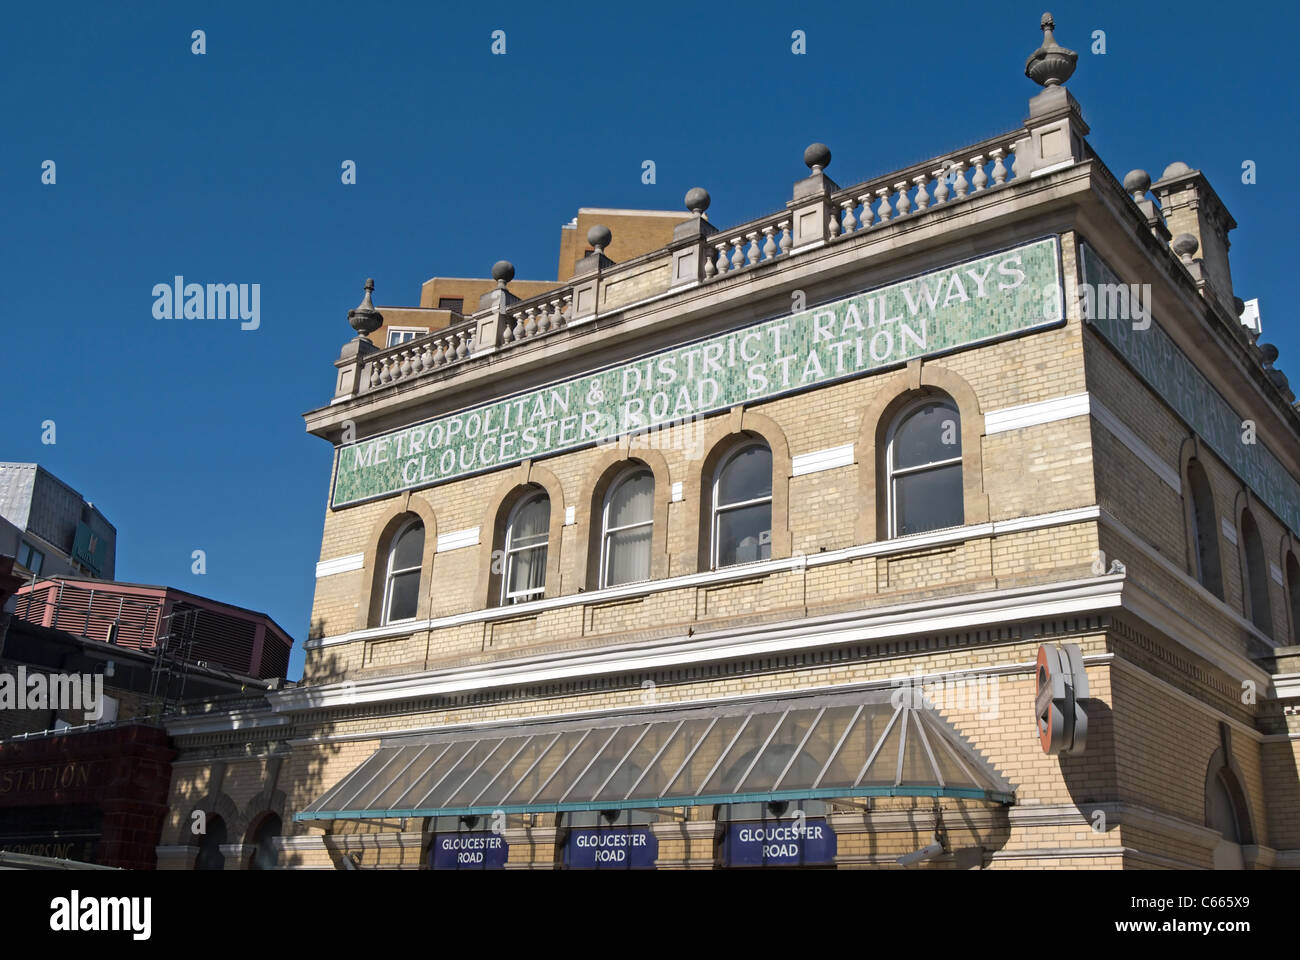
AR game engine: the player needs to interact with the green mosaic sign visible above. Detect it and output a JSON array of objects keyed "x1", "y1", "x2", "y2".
[
  {"x1": 1081, "y1": 242, "x2": 1300, "y2": 537},
  {"x1": 331, "y1": 238, "x2": 1063, "y2": 508}
]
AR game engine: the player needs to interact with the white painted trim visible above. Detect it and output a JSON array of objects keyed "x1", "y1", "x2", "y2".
[
  {"x1": 281, "y1": 656, "x2": 1066, "y2": 746},
  {"x1": 991, "y1": 505, "x2": 1098, "y2": 534},
  {"x1": 791, "y1": 443, "x2": 856, "y2": 476},
  {"x1": 670, "y1": 481, "x2": 683, "y2": 503},
  {"x1": 277, "y1": 575, "x2": 1125, "y2": 714},
  {"x1": 790, "y1": 240, "x2": 828, "y2": 255},
  {"x1": 1274, "y1": 672, "x2": 1300, "y2": 700},
  {"x1": 435, "y1": 526, "x2": 479, "y2": 552},
  {"x1": 1106, "y1": 656, "x2": 1266, "y2": 744},
  {"x1": 306, "y1": 505, "x2": 1101, "y2": 650},
  {"x1": 1221, "y1": 517, "x2": 1238, "y2": 545},
  {"x1": 984, "y1": 393, "x2": 1090, "y2": 434},
  {"x1": 1099, "y1": 508, "x2": 1278, "y2": 681},
  {"x1": 1271, "y1": 561, "x2": 1285, "y2": 586},
  {"x1": 315, "y1": 552, "x2": 365, "y2": 579},
  {"x1": 1089, "y1": 397, "x2": 1182, "y2": 492},
  {"x1": 1030, "y1": 158, "x2": 1075, "y2": 178}
]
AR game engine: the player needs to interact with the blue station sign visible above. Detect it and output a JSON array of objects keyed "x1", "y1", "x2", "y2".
[
  {"x1": 721, "y1": 819, "x2": 837, "y2": 867},
  {"x1": 429, "y1": 832, "x2": 509, "y2": 870},
  {"x1": 563, "y1": 827, "x2": 658, "y2": 869}
]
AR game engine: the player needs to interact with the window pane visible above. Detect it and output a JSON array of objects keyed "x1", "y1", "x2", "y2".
[
  {"x1": 566, "y1": 725, "x2": 648, "y2": 802},
  {"x1": 626, "y1": 719, "x2": 714, "y2": 800},
  {"x1": 608, "y1": 470, "x2": 653, "y2": 528},
  {"x1": 512, "y1": 495, "x2": 550, "y2": 545},
  {"x1": 717, "y1": 445, "x2": 772, "y2": 506},
  {"x1": 529, "y1": 730, "x2": 616, "y2": 804},
  {"x1": 716, "y1": 503, "x2": 772, "y2": 567},
  {"x1": 391, "y1": 522, "x2": 424, "y2": 571},
  {"x1": 702, "y1": 712, "x2": 782, "y2": 795},
  {"x1": 507, "y1": 544, "x2": 547, "y2": 599},
  {"x1": 894, "y1": 464, "x2": 963, "y2": 536},
  {"x1": 892, "y1": 401, "x2": 960, "y2": 468},
  {"x1": 736, "y1": 708, "x2": 822, "y2": 792},
  {"x1": 500, "y1": 730, "x2": 588, "y2": 804},
  {"x1": 386, "y1": 570, "x2": 420, "y2": 621},
  {"x1": 606, "y1": 527, "x2": 652, "y2": 586}
]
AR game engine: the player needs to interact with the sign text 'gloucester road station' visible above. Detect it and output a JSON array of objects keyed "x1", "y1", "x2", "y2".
[{"x1": 331, "y1": 238, "x2": 1063, "y2": 508}]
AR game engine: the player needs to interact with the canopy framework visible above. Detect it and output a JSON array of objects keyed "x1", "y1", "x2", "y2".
[{"x1": 296, "y1": 689, "x2": 1015, "y2": 822}]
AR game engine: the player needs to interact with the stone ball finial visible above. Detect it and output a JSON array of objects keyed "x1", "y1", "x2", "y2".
[
  {"x1": 347, "y1": 278, "x2": 383, "y2": 339},
  {"x1": 587, "y1": 224, "x2": 612, "y2": 254},
  {"x1": 803, "y1": 143, "x2": 832, "y2": 174},
  {"x1": 1234, "y1": 297, "x2": 1246, "y2": 317},
  {"x1": 1123, "y1": 169, "x2": 1151, "y2": 202},
  {"x1": 1259, "y1": 342, "x2": 1280, "y2": 366},
  {"x1": 1025, "y1": 12, "x2": 1077, "y2": 87},
  {"x1": 685, "y1": 187, "x2": 711, "y2": 216},
  {"x1": 1172, "y1": 233, "x2": 1199, "y2": 260},
  {"x1": 1160, "y1": 161, "x2": 1192, "y2": 180},
  {"x1": 491, "y1": 260, "x2": 515, "y2": 287}
]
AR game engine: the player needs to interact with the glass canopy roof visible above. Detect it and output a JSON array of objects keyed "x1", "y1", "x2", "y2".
[{"x1": 296, "y1": 688, "x2": 1015, "y2": 822}]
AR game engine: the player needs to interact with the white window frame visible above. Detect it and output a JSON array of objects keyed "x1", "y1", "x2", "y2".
[
  {"x1": 600, "y1": 466, "x2": 655, "y2": 588},
  {"x1": 885, "y1": 396, "x2": 963, "y2": 539},
  {"x1": 386, "y1": 327, "x2": 426, "y2": 348},
  {"x1": 381, "y1": 519, "x2": 424, "y2": 625},
  {"x1": 711, "y1": 442, "x2": 773, "y2": 570},
  {"x1": 501, "y1": 491, "x2": 550, "y2": 606}
]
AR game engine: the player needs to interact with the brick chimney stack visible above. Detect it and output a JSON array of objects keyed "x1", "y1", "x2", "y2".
[{"x1": 1152, "y1": 163, "x2": 1239, "y2": 320}]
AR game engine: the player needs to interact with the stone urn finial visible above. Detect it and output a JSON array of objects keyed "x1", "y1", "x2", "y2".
[
  {"x1": 803, "y1": 142, "x2": 831, "y2": 175},
  {"x1": 492, "y1": 260, "x2": 515, "y2": 289},
  {"x1": 347, "y1": 277, "x2": 383, "y2": 340},
  {"x1": 587, "y1": 224, "x2": 612, "y2": 256},
  {"x1": 685, "y1": 187, "x2": 711, "y2": 217},
  {"x1": 1025, "y1": 13, "x2": 1077, "y2": 87}
]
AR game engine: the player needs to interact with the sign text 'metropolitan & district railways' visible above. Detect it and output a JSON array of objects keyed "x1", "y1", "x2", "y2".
[{"x1": 331, "y1": 238, "x2": 1062, "y2": 507}]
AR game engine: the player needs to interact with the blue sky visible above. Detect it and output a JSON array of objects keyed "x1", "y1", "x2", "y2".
[{"x1": 3, "y1": 2, "x2": 1295, "y2": 680}]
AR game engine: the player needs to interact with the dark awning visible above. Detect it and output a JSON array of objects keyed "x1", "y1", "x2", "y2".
[{"x1": 295, "y1": 688, "x2": 1014, "y2": 822}]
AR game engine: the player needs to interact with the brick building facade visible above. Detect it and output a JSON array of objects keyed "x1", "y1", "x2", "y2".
[{"x1": 156, "y1": 15, "x2": 1300, "y2": 870}]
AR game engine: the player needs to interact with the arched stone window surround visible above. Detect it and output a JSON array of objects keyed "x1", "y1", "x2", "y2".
[
  {"x1": 1234, "y1": 492, "x2": 1274, "y2": 638},
  {"x1": 575, "y1": 444, "x2": 672, "y2": 589},
  {"x1": 1178, "y1": 438, "x2": 1225, "y2": 600},
  {"x1": 357, "y1": 493, "x2": 438, "y2": 629},
  {"x1": 475, "y1": 461, "x2": 567, "y2": 606},
  {"x1": 686, "y1": 408, "x2": 793, "y2": 572},
  {"x1": 855, "y1": 361, "x2": 988, "y2": 544}
]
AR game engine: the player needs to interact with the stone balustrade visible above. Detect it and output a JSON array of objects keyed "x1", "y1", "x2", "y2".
[
  {"x1": 502, "y1": 292, "x2": 574, "y2": 345},
  {"x1": 362, "y1": 318, "x2": 476, "y2": 392},
  {"x1": 344, "y1": 129, "x2": 1045, "y2": 401},
  {"x1": 705, "y1": 215, "x2": 795, "y2": 279},
  {"x1": 828, "y1": 132, "x2": 1021, "y2": 239}
]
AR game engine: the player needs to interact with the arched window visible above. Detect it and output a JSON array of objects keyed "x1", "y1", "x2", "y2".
[
  {"x1": 1205, "y1": 757, "x2": 1251, "y2": 870},
  {"x1": 1186, "y1": 460, "x2": 1223, "y2": 599},
  {"x1": 1240, "y1": 510, "x2": 1273, "y2": 636},
  {"x1": 712, "y1": 443, "x2": 772, "y2": 569},
  {"x1": 600, "y1": 467, "x2": 654, "y2": 588},
  {"x1": 502, "y1": 490, "x2": 550, "y2": 605},
  {"x1": 382, "y1": 519, "x2": 424, "y2": 624},
  {"x1": 195, "y1": 815, "x2": 228, "y2": 871},
  {"x1": 249, "y1": 814, "x2": 282, "y2": 870},
  {"x1": 1287, "y1": 553, "x2": 1300, "y2": 644},
  {"x1": 886, "y1": 396, "x2": 963, "y2": 537}
]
